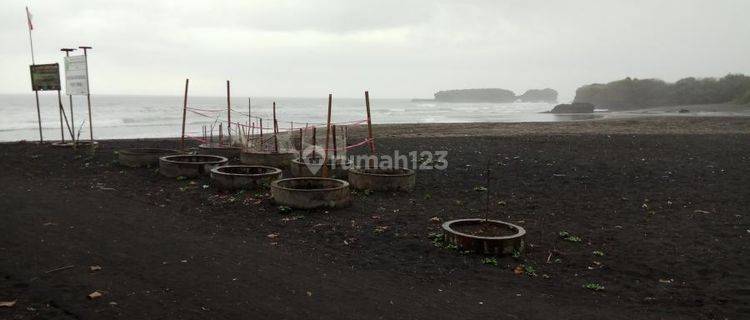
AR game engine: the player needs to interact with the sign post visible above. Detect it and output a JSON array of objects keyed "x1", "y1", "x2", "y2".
[
  {"x1": 78, "y1": 46, "x2": 94, "y2": 150},
  {"x1": 29, "y1": 63, "x2": 62, "y2": 143},
  {"x1": 61, "y1": 48, "x2": 77, "y2": 147}
]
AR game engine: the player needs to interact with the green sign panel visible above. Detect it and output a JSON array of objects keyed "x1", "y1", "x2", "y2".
[{"x1": 30, "y1": 63, "x2": 61, "y2": 91}]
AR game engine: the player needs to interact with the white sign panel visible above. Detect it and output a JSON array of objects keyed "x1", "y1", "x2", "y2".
[{"x1": 64, "y1": 55, "x2": 88, "y2": 95}]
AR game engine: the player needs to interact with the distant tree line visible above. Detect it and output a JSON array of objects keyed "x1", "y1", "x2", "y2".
[{"x1": 574, "y1": 74, "x2": 750, "y2": 109}]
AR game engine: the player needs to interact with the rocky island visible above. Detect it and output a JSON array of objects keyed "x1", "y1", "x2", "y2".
[{"x1": 413, "y1": 88, "x2": 558, "y2": 103}]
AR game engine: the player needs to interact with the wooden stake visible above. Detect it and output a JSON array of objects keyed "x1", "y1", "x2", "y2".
[
  {"x1": 180, "y1": 78, "x2": 189, "y2": 150},
  {"x1": 226, "y1": 80, "x2": 231, "y2": 142},
  {"x1": 322, "y1": 94, "x2": 333, "y2": 177},
  {"x1": 312, "y1": 126, "x2": 317, "y2": 159},
  {"x1": 259, "y1": 118, "x2": 263, "y2": 151},
  {"x1": 219, "y1": 123, "x2": 223, "y2": 145},
  {"x1": 365, "y1": 91, "x2": 375, "y2": 154},
  {"x1": 331, "y1": 124, "x2": 337, "y2": 159},
  {"x1": 298, "y1": 128, "x2": 303, "y2": 161},
  {"x1": 272, "y1": 102, "x2": 279, "y2": 153}
]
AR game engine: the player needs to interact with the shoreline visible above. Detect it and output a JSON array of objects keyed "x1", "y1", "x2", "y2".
[{"x1": 4, "y1": 116, "x2": 748, "y2": 145}]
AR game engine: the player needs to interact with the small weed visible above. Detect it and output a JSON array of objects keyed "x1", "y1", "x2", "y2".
[
  {"x1": 559, "y1": 230, "x2": 582, "y2": 243},
  {"x1": 524, "y1": 264, "x2": 537, "y2": 277},
  {"x1": 481, "y1": 257, "x2": 498, "y2": 266},
  {"x1": 511, "y1": 249, "x2": 521, "y2": 259},
  {"x1": 584, "y1": 283, "x2": 605, "y2": 291},
  {"x1": 593, "y1": 250, "x2": 605, "y2": 257},
  {"x1": 424, "y1": 193, "x2": 432, "y2": 200},
  {"x1": 373, "y1": 226, "x2": 390, "y2": 234},
  {"x1": 176, "y1": 176, "x2": 188, "y2": 181},
  {"x1": 473, "y1": 186, "x2": 488, "y2": 192},
  {"x1": 278, "y1": 206, "x2": 293, "y2": 214}
]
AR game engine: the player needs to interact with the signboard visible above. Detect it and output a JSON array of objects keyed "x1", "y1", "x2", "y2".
[
  {"x1": 29, "y1": 63, "x2": 61, "y2": 91},
  {"x1": 64, "y1": 55, "x2": 88, "y2": 95}
]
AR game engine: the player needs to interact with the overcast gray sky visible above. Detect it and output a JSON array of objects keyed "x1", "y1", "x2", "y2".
[{"x1": 1, "y1": 0, "x2": 749, "y2": 101}]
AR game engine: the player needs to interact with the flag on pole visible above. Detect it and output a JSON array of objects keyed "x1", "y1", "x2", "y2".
[{"x1": 26, "y1": 6, "x2": 33, "y2": 30}]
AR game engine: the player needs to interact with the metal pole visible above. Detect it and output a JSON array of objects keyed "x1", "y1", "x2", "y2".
[
  {"x1": 34, "y1": 90, "x2": 42, "y2": 143},
  {"x1": 26, "y1": 7, "x2": 35, "y2": 65},
  {"x1": 57, "y1": 90, "x2": 65, "y2": 142},
  {"x1": 57, "y1": 90, "x2": 64, "y2": 142},
  {"x1": 61, "y1": 48, "x2": 77, "y2": 147},
  {"x1": 180, "y1": 78, "x2": 189, "y2": 150},
  {"x1": 78, "y1": 46, "x2": 94, "y2": 150}
]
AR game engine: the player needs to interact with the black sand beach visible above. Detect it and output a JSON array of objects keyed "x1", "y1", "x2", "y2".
[{"x1": 1, "y1": 117, "x2": 749, "y2": 319}]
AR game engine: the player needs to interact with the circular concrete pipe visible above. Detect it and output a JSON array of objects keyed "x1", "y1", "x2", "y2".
[
  {"x1": 118, "y1": 148, "x2": 183, "y2": 167},
  {"x1": 240, "y1": 150, "x2": 297, "y2": 168},
  {"x1": 442, "y1": 219, "x2": 526, "y2": 255},
  {"x1": 347, "y1": 168, "x2": 415, "y2": 191},
  {"x1": 290, "y1": 158, "x2": 352, "y2": 179},
  {"x1": 271, "y1": 177, "x2": 350, "y2": 209},
  {"x1": 159, "y1": 154, "x2": 228, "y2": 178},
  {"x1": 210, "y1": 165, "x2": 282, "y2": 191}
]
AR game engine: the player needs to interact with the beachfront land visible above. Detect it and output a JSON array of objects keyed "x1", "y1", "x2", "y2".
[{"x1": 0, "y1": 116, "x2": 748, "y2": 319}]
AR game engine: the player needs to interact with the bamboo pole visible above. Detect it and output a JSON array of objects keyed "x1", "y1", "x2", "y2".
[{"x1": 180, "y1": 78, "x2": 189, "y2": 150}]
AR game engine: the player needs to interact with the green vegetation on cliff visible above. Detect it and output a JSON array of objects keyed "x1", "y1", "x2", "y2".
[{"x1": 574, "y1": 74, "x2": 750, "y2": 110}]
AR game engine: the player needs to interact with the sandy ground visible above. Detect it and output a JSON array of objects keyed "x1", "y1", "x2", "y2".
[
  {"x1": 364, "y1": 115, "x2": 750, "y2": 138},
  {"x1": 1, "y1": 116, "x2": 749, "y2": 319}
]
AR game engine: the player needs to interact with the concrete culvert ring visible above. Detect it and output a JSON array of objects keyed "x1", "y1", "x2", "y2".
[
  {"x1": 198, "y1": 143, "x2": 242, "y2": 159},
  {"x1": 290, "y1": 158, "x2": 352, "y2": 179},
  {"x1": 159, "y1": 154, "x2": 228, "y2": 178},
  {"x1": 210, "y1": 165, "x2": 282, "y2": 191},
  {"x1": 118, "y1": 148, "x2": 182, "y2": 167},
  {"x1": 347, "y1": 168, "x2": 415, "y2": 191},
  {"x1": 271, "y1": 177, "x2": 351, "y2": 209},
  {"x1": 241, "y1": 150, "x2": 297, "y2": 168},
  {"x1": 442, "y1": 219, "x2": 526, "y2": 255}
]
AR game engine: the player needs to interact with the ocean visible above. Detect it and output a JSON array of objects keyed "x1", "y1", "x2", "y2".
[{"x1": 0, "y1": 94, "x2": 594, "y2": 142}]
